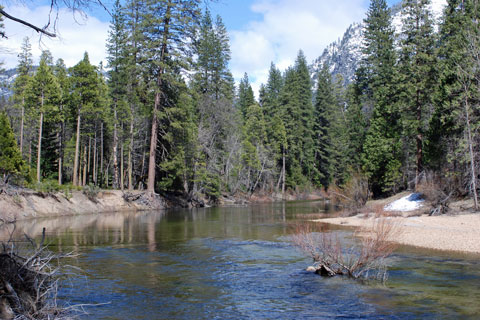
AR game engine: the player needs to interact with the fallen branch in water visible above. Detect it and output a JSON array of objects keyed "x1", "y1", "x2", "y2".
[{"x1": 0, "y1": 227, "x2": 78, "y2": 319}]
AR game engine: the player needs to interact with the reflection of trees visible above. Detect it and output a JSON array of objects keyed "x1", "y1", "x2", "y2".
[
  {"x1": 0, "y1": 210, "x2": 165, "y2": 248},
  {"x1": 0, "y1": 201, "x2": 333, "y2": 250}
]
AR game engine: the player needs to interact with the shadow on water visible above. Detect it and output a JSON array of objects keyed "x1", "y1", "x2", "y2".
[{"x1": 1, "y1": 201, "x2": 479, "y2": 319}]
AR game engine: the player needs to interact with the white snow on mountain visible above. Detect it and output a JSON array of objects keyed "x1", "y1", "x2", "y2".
[{"x1": 310, "y1": 0, "x2": 447, "y2": 86}]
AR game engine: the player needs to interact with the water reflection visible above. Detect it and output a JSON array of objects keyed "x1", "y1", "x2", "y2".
[{"x1": 0, "y1": 201, "x2": 478, "y2": 319}]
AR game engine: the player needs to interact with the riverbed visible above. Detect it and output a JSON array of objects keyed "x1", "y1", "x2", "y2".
[{"x1": 2, "y1": 201, "x2": 480, "y2": 319}]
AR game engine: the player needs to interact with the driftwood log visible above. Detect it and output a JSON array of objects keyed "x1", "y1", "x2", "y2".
[{"x1": 0, "y1": 228, "x2": 74, "y2": 319}]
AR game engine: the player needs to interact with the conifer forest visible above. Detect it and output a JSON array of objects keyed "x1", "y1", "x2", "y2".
[{"x1": 1, "y1": 0, "x2": 480, "y2": 204}]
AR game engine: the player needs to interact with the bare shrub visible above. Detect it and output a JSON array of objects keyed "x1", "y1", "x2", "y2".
[
  {"x1": 328, "y1": 172, "x2": 369, "y2": 210},
  {"x1": 417, "y1": 171, "x2": 456, "y2": 215},
  {"x1": 292, "y1": 219, "x2": 401, "y2": 280},
  {"x1": 0, "y1": 228, "x2": 76, "y2": 319}
]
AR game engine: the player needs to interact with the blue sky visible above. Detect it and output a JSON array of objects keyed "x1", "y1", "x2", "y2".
[{"x1": 1, "y1": 0, "x2": 402, "y2": 92}]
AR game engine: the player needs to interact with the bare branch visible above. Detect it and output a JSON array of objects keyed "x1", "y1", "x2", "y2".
[{"x1": 0, "y1": 8, "x2": 57, "y2": 37}]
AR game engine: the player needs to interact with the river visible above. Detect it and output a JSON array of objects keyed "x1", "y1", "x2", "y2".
[{"x1": 3, "y1": 201, "x2": 480, "y2": 319}]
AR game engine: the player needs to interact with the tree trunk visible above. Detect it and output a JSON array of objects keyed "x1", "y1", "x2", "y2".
[
  {"x1": 87, "y1": 136, "x2": 91, "y2": 185},
  {"x1": 57, "y1": 126, "x2": 62, "y2": 185},
  {"x1": 113, "y1": 102, "x2": 119, "y2": 189},
  {"x1": 82, "y1": 144, "x2": 87, "y2": 186},
  {"x1": 147, "y1": 94, "x2": 159, "y2": 193},
  {"x1": 141, "y1": 130, "x2": 147, "y2": 190},
  {"x1": 101, "y1": 121, "x2": 104, "y2": 186},
  {"x1": 20, "y1": 101, "x2": 24, "y2": 157},
  {"x1": 282, "y1": 148, "x2": 286, "y2": 196},
  {"x1": 128, "y1": 116, "x2": 134, "y2": 191},
  {"x1": 465, "y1": 93, "x2": 478, "y2": 210},
  {"x1": 121, "y1": 125, "x2": 124, "y2": 191},
  {"x1": 28, "y1": 142, "x2": 32, "y2": 167},
  {"x1": 73, "y1": 111, "x2": 81, "y2": 186},
  {"x1": 147, "y1": 1, "x2": 171, "y2": 193},
  {"x1": 36, "y1": 111, "x2": 43, "y2": 183},
  {"x1": 415, "y1": 93, "x2": 422, "y2": 190},
  {"x1": 93, "y1": 127, "x2": 97, "y2": 185}
]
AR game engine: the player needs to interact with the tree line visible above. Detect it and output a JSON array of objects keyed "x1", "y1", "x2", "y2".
[{"x1": 1, "y1": 0, "x2": 480, "y2": 205}]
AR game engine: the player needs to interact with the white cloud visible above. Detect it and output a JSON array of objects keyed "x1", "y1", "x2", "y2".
[
  {"x1": 1, "y1": 5, "x2": 109, "y2": 69},
  {"x1": 229, "y1": 0, "x2": 369, "y2": 96}
]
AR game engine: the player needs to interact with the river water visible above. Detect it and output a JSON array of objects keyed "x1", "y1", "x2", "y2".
[{"x1": 3, "y1": 201, "x2": 480, "y2": 319}]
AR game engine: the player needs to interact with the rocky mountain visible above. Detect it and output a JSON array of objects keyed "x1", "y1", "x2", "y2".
[
  {"x1": 0, "y1": 68, "x2": 18, "y2": 97},
  {"x1": 310, "y1": 0, "x2": 447, "y2": 87}
]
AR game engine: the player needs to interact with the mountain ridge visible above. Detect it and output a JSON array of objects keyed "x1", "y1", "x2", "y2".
[{"x1": 310, "y1": 0, "x2": 447, "y2": 87}]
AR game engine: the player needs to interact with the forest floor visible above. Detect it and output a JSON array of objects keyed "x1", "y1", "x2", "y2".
[{"x1": 316, "y1": 192, "x2": 480, "y2": 254}]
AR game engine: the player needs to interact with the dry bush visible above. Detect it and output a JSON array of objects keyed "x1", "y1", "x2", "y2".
[
  {"x1": 0, "y1": 228, "x2": 76, "y2": 319},
  {"x1": 417, "y1": 171, "x2": 456, "y2": 215},
  {"x1": 328, "y1": 173, "x2": 369, "y2": 210},
  {"x1": 292, "y1": 219, "x2": 401, "y2": 280}
]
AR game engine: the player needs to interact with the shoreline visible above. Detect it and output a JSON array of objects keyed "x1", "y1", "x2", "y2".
[
  {"x1": 317, "y1": 203, "x2": 480, "y2": 255},
  {"x1": 0, "y1": 186, "x2": 326, "y2": 222}
]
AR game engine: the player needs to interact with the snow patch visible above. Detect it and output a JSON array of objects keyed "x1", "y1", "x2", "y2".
[{"x1": 384, "y1": 193, "x2": 424, "y2": 212}]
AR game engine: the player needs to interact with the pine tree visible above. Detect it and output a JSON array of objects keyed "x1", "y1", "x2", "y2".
[
  {"x1": 398, "y1": 0, "x2": 437, "y2": 189},
  {"x1": 194, "y1": 10, "x2": 234, "y2": 101},
  {"x1": 123, "y1": 0, "x2": 146, "y2": 190},
  {"x1": 140, "y1": 0, "x2": 201, "y2": 193},
  {"x1": 360, "y1": 0, "x2": 402, "y2": 196},
  {"x1": 237, "y1": 73, "x2": 255, "y2": 118},
  {"x1": 192, "y1": 9, "x2": 236, "y2": 196},
  {"x1": 54, "y1": 59, "x2": 68, "y2": 185},
  {"x1": 279, "y1": 51, "x2": 315, "y2": 188},
  {"x1": 259, "y1": 63, "x2": 284, "y2": 191},
  {"x1": 0, "y1": 112, "x2": 24, "y2": 184},
  {"x1": 69, "y1": 52, "x2": 104, "y2": 186},
  {"x1": 106, "y1": 0, "x2": 130, "y2": 189},
  {"x1": 314, "y1": 63, "x2": 335, "y2": 188},
  {"x1": 11, "y1": 37, "x2": 33, "y2": 157},
  {"x1": 26, "y1": 52, "x2": 61, "y2": 182},
  {"x1": 242, "y1": 102, "x2": 268, "y2": 193}
]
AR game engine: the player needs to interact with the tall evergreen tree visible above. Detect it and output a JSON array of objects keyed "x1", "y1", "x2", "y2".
[
  {"x1": 279, "y1": 51, "x2": 315, "y2": 187},
  {"x1": 106, "y1": 0, "x2": 130, "y2": 189},
  {"x1": 25, "y1": 52, "x2": 61, "y2": 182},
  {"x1": 192, "y1": 9, "x2": 236, "y2": 197},
  {"x1": 54, "y1": 59, "x2": 69, "y2": 185},
  {"x1": 123, "y1": 0, "x2": 147, "y2": 190},
  {"x1": 194, "y1": 10, "x2": 234, "y2": 100},
  {"x1": 360, "y1": 0, "x2": 401, "y2": 196},
  {"x1": 398, "y1": 0, "x2": 437, "y2": 189},
  {"x1": 140, "y1": 0, "x2": 201, "y2": 193},
  {"x1": 11, "y1": 37, "x2": 33, "y2": 157},
  {"x1": 69, "y1": 52, "x2": 104, "y2": 186},
  {"x1": 314, "y1": 63, "x2": 335, "y2": 188},
  {"x1": 237, "y1": 73, "x2": 255, "y2": 118}
]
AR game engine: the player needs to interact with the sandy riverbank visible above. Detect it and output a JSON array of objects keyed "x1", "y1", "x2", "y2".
[
  {"x1": 317, "y1": 196, "x2": 480, "y2": 254},
  {"x1": 0, "y1": 189, "x2": 167, "y2": 221}
]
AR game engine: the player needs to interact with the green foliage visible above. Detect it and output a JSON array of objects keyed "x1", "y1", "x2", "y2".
[
  {"x1": 314, "y1": 63, "x2": 335, "y2": 188},
  {"x1": 82, "y1": 184, "x2": 100, "y2": 202},
  {"x1": 398, "y1": 0, "x2": 437, "y2": 187},
  {"x1": 237, "y1": 73, "x2": 255, "y2": 118},
  {"x1": 0, "y1": 113, "x2": 24, "y2": 182},
  {"x1": 359, "y1": 0, "x2": 402, "y2": 196},
  {"x1": 278, "y1": 51, "x2": 315, "y2": 188}
]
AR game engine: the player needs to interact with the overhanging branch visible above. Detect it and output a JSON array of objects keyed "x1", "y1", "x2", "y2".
[{"x1": 0, "y1": 8, "x2": 57, "y2": 37}]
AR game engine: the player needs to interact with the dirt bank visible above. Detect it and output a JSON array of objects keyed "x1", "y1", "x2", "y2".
[
  {"x1": 0, "y1": 189, "x2": 166, "y2": 222},
  {"x1": 317, "y1": 196, "x2": 480, "y2": 254}
]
